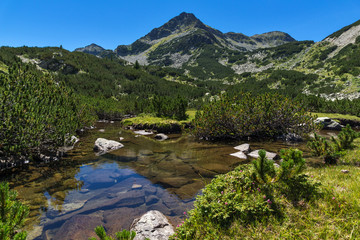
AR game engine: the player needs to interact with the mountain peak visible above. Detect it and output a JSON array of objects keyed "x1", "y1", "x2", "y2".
[
  {"x1": 74, "y1": 43, "x2": 105, "y2": 55},
  {"x1": 144, "y1": 12, "x2": 203, "y2": 41}
]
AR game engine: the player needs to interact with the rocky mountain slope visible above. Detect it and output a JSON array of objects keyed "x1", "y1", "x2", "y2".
[
  {"x1": 76, "y1": 12, "x2": 295, "y2": 68},
  {"x1": 74, "y1": 14, "x2": 360, "y2": 98}
]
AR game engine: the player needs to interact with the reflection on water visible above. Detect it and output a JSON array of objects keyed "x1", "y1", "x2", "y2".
[{"x1": 1, "y1": 122, "x2": 323, "y2": 240}]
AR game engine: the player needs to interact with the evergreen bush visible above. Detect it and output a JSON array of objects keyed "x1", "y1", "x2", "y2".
[
  {"x1": 0, "y1": 182, "x2": 29, "y2": 240},
  {"x1": 193, "y1": 92, "x2": 316, "y2": 140}
]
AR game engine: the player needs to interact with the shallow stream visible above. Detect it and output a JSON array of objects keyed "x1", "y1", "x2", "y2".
[{"x1": 1, "y1": 122, "x2": 325, "y2": 240}]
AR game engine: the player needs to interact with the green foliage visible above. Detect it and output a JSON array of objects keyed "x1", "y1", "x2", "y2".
[
  {"x1": 252, "y1": 150, "x2": 275, "y2": 184},
  {"x1": 0, "y1": 182, "x2": 29, "y2": 240},
  {"x1": 296, "y1": 94, "x2": 360, "y2": 117},
  {"x1": 146, "y1": 95, "x2": 188, "y2": 120},
  {"x1": 193, "y1": 92, "x2": 316, "y2": 140},
  {"x1": 307, "y1": 133, "x2": 330, "y2": 156},
  {"x1": 308, "y1": 125, "x2": 359, "y2": 164},
  {"x1": 278, "y1": 148, "x2": 306, "y2": 181},
  {"x1": 252, "y1": 148, "x2": 306, "y2": 184},
  {"x1": 331, "y1": 42, "x2": 360, "y2": 76},
  {"x1": 318, "y1": 45, "x2": 337, "y2": 60},
  {"x1": 331, "y1": 124, "x2": 359, "y2": 151},
  {"x1": 171, "y1": 152, "x2": 321, "y2": 240},
  {"x1": 266, "y1": 41, "x2": 314, "y2": 60},
  {"x1": 184, "y1": 45, "x2": 237, "y2": 80},
  {"x1": 89, "y1": 226, "x2": 136, "y2": 240},
  {"x1": 0, "y1": 64, "x2": 95, "y2": 159},
  {"x1": 134, "y1": 60, "x2": 140, "y2": 69},
  {"x1": 326, "y1": 19, "x2": 360, "y2": 39}
]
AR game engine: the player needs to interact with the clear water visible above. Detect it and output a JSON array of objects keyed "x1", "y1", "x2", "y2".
[{"x1": 1, "y1": 122, "x2": 323, "y2": 240}]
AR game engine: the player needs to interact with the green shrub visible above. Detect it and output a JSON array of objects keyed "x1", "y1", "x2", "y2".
[
  {"x1": 0, "y1": 182, "x2": 29, "y2": 240},
  {"x1": 308, "y1": 125, "x2": 359, "y2": 164},
  {"x1": 0, "y1": 64, "x2": 95, "y2": 159},
  {"x1": 307, "y1": 133, "x2": 330, "y2": 156},
  {"x1": 192, "y1": 92, "x2": 316, "y2": 140},
  {"x1": 89, "y1": 226, "x2": 140, "y2": 240},
  {"x1": 332, "y1": 124, "x2": 359, "y2": 151},
  {"x1": 171, "y1": 150, "x2": 320, "y2": 240},
  {"x1": 252, "y1": 150, "x2": 276, "y2": 184}
]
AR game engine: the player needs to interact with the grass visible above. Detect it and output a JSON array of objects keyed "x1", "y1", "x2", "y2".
[
  {"x1": 122, "y1": 114, "x2": 179, "y2": 126},
  {"x1": 121, "y1": 110, "x2": 198, "y2": 133},
  {"x1": 0, "y1": 61, "x2": 8, "y2": 73},
  {"x1": 311, "y1": 112, "x2": 360, "y2": 122},
  {"x1": 339, "y1": 138, "x2": 360, "y2": 166},
  {"x1": 122, "y1": 110, "x2": 197, "y2": 126},
  {"x1": 171, "y1": 139, "x2": 360, "y2": 240}
]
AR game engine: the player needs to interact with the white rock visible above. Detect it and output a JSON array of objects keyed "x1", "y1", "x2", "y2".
[
  {"x1": 132, "y1": 184, "x2": 143, "y2": 190},
  {"x1": 134, "y1": 130, "x2": 154, "y2": 136},
  {"x1": 93, "y1": 138, "x2": 124, "y2": 154},
  {"x1": 234, "y1": 143, "x2": 250, "y2": 153},
  {"x1": 131, "y1": 210, "x2": 174, "y2": 240},
  {"x1": 154, "y1": 133, "x2": 169, "y2": 141},
  {"x1": 230, "y1": 151, "x2": 247, "y2": 159}
]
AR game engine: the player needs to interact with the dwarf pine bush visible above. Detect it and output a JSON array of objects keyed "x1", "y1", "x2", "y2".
[
  {"x1": 0, "y1": 182, "x2": 29, "y2": 240},
  {"x1": 193, "y1": 93, "x2": 316, "y2": 140}
]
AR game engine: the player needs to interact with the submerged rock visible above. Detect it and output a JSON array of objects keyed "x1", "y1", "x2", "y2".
[
  {"x1": 279, "y1": 133, "x2": 303, "y2": 142},
  {"x1": 130, "y1": 210, "x2": 175, "y2": 240},
  {"x1": 49, "y1": 215, "x2": 103, "y2": 240},
  {"x1": 93, "y1": 138, "x2": 124, "y2": 154},
  {"x1": 155, "y1": 133, "x2": 169, "y2": 141},
  {"x1": 134, "y1": 130, "x2": 154, "y2": 136}
]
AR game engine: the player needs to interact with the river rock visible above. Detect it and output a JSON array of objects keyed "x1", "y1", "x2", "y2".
[
  {"x1": 130, "y1": 210, "x2": 175, "y2": 240},
  {"x1": 155, "y1": 176, "x2": 191, "y2": 188},
  {"x1": 132, "y1": 184, "x2": 143, "y2": 190},
  {"x1": 248, "y1": 150, "x2": 279, "y2": 160},
  {"x1": 65, "y1": 135, "x2": 79, "y2": 147},
  {"x1": 154, "y1": 133, "x2": 169, "y2": 141},
  {"x1": 173, "y1": 180, "x2": 205, "y2": 199},
  {"x1": 233, "y1": 143, "x2": 250, "y2": 153},
  {"x1": 315, "y1": 117, "x2": 344, "y2": 130},
  {"x1": 134, "y1": 130, "x2": 154, "y2": 136},
  {"x1": 146, "y1": 200, "x2": 172, "y2": 216},
  {"x1": 146, "y1": 195, "x2": 160, "y2": 205},
  {"x1": 279, "y1": 133, "x2": 303, "y2": 142},
  {"x1": 139, "y1": 149, "x2": 154, "y2": 156},
  {"x1": 50, "y1": 214, "x2": 103, "y2": 240},
  {"x1": 230, "y1": 151, "x2": 247, "y2": 159},
  {"x1": 103, "y1": 207, "x2": 146, "y2": 235},
  {"x1": 93, "y1": 138, "x2": 124, "y2": 154}
]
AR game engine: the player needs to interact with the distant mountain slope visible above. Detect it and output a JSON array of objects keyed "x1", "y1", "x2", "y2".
[
  {"x1": 113, "y1": 12, "x2": 295, "y2": 67},
  {"x1": 76, "y1": 12, "x2": 295, "y2": 70},
  {"x1": 73, "y1": 16, "x2": 360, "y2": 99},
  {"x1": 75, "y1": 43, "x2": 105, "y2": 56}
]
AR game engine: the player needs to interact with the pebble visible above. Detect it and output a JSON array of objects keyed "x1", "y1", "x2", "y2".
[{"x1": 132, "y1": 184, "x2": 143, "y2": 190}]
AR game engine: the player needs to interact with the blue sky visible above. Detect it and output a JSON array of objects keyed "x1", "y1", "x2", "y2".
[{"x1": 0, "y1": 0, "x2": 359, "y2": 51}]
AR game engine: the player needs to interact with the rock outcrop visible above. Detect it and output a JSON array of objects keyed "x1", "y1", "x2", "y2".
[
  {"x1": 93, "y1": 138, "x2": 124, "y2": 154},
  {"x1": 130, "y1": 210, "x2": 175, "y2": 240},
  {"x1": 315, "y1": 117, "x2": 344, "y2": 130}
]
